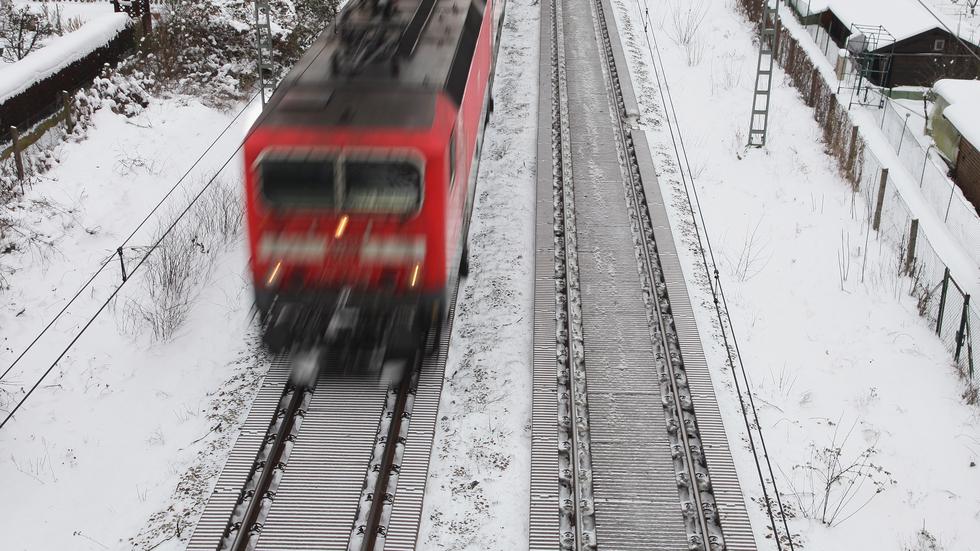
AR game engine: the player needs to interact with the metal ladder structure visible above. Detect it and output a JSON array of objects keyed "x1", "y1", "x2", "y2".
[
  {"x1": 748, "y1": 0, "x2": 779, "y2": 147},
  {"x1": 254, "y1": 0, "x2": 277, "y2": 106}
]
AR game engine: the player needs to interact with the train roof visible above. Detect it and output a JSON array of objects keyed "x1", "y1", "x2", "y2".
[{"x1": 258, "y1": 0, "x2": 482, "y2": 130}]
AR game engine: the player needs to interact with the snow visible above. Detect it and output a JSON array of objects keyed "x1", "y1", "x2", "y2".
[
  {"x1": 13, "y1": 0, "x2": 116, "y2": 26},
  {"x1": 934, "y1": 78, "x2": 980, "y2": 147},
  {"x1": 608, "y1": 0, "x2": 980, "y2": 548},
  {"x1": 0, "y1": 12, "x2": 130, "y2": 104},
  {"x1": 0, "y1": 95, "x2": 267, "y2": 550},
  {"x1": 414, "y1": 0, "x2": 537, "y2": 546}
]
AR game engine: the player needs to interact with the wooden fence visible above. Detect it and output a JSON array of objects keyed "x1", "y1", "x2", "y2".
[
  {"x1": 0, "y1": 23, "x2": 134, "y2": 145},
  {"x1": 0, "y1": 92, "x2": 75, "y2": 180}
]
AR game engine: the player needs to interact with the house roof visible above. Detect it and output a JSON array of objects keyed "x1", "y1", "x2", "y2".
[
  {"x1": 934, "y1": 79, "x2": 980, "y2": 146},
  {"x1": 794, "y1": 0, "x2": 961, "y2": 44}
]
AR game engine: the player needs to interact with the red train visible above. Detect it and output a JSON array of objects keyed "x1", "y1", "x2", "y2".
[{"x1": 244, "y1": 0, "x2": 502, "y2": 356}]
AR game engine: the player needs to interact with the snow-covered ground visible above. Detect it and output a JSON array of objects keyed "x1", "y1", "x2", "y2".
[
  {"x1": 415, "y1": 0, "x2": 538, "y2": 546},
  {"x1": 608, "y1": 0, "x2": 980, "y2": 549},
  {"x1": 0, "y1": 95, "x2": 269, "y2": 549}
]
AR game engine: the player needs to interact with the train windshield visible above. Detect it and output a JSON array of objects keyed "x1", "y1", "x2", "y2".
[
  {"x1": 260, "y1": 159, "x2": 336, "y2": 209},
  {"x1": 343, "y1": 160, "x2": 421, "y2": 213}
]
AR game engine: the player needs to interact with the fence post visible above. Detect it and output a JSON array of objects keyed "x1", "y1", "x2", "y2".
[
  {"x1": 904, "y1": 219, "x2": 919, "y2": 276},
  {"x1": 845, "y1": 124, "x2": 859, "y2": 176},
  {"x1": 9, "y1": 126, "x2": 24, "y2": 181},
  {"x1": 955, "y1": 294, "x2": 971, "y2": 364},
  {"x1": 896, "y1": 113, "x2": 911, "y2": 155},
  {"x1": 62, "y1": 91, "x2": 74, "y2": 134},
  {"x1": 937, "y1": 267, "x2": 950, "y2": 335},
  {"x1": 873, "y1": 168, "x2": 888, "y2": 231},
  {"x1": 809, "y1": 67, "x2": 820, "y2": 107}
]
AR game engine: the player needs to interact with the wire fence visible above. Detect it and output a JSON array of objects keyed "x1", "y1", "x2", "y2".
[
  {"x1": 767, "y1": 0, "x2": 979, "y2": 384},
  {"x1": 877, "y1": 100, "x2": 980, "y2": 266}
]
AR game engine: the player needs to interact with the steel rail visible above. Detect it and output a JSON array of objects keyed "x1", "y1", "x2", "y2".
[
  {"x1": 219, "y1": 377, "x2": 315, "y2": 551},
  {"x1": 548, "y1": 0, "x2": 599, "y2": 547},
  {"x1": 359, "y1": 352, "x2": 419, "y2": 551},
  {"x1": 584, "y1": 0, "x2": 725, "y2": 547}
]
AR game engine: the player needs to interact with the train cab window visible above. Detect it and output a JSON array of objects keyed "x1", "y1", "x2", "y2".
[
  {"x1": 343, "y1": 160, "x2": 422, "y2": 213},
  {"x1": 260, "y1": 158, "x2": 336, "y2": 209}
]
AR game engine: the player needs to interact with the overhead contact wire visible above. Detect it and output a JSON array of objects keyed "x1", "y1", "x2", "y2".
[
  {"x1": 631, "y1": 0, "x2": 795, "y2": 547},
  {"x1": 1, "y1": 35, "x2": 338, "y2": 430},
  {"x1": 0, "y1": 92, "x2": 260, "y2": 383}
]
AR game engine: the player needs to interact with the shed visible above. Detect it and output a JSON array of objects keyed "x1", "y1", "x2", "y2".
[
  {"x1": 795, "y1": 0, "x2": 980, "y2": 87},
  {"x1": 930, "y1": 79, "x2": 980, "y2": 213}
]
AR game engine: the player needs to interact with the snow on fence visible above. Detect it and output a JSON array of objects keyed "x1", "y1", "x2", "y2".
[
  {"x1": 0, "y1": 92, "x2": 76, "y2": 179},
  {"x1": 0, "y1": 14, "x2": 133, "y2": 145},
  {"x1": 738, "y1": 0, "x2": 978, "y2": 382}
]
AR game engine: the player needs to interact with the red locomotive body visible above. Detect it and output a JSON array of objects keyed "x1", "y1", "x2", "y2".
[{"x1": 244, "y1": 0, "x2": 502, "y2": 354}]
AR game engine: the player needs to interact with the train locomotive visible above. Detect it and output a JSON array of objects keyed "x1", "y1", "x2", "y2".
[{"x1": 244, "y1": 0, "x2": 502, "y2": 359}]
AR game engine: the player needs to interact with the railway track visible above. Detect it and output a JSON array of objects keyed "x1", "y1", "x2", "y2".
[
  {"x1": 187, "y1": 296, "x2": 456, "y2": 551},
  {"x1": 531, "y1": 0, "x2": 756, "y2": 547}
]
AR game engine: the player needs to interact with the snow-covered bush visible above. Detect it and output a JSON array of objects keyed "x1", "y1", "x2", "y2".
[
  {"x1": 130, "y1": 0, "x2": 339, "y2": 106},
  {"x1": 132, "y1": 0, "x2": 256, "y2": 106}
]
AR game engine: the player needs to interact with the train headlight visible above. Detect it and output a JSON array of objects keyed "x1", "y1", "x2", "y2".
[
  {"x1": 334, "y1": 215, "x2": 349, "y2": 239},
  {"x1": 266, "y1": 260, "x2": 283, "y2": 286},
  {"x1": 360, "y1": 237, "x2": 426, "y2": 265},
  {"x1": 410, "y1": 264, "x2": 421, "y2": 288}
]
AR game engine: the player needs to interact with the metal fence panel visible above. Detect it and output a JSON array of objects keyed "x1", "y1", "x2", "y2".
[{"x1": 878, "y1": 102, "x2": 980, "y2": 265}]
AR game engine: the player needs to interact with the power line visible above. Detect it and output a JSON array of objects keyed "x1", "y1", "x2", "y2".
[
  {"x1": 0, "y1": 34, "x2": 338, "y2": 431},
  {"x1": 630, "y1": 0, "x2": 796, "y2": 547},
  {"x1": 0, "y1": 93, "x2": 260, "y2": 384},
  {"x1": 0, "y1": 146, "x2": 241, "y2": 431}
]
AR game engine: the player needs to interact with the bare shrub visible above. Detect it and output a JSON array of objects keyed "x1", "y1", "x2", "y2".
[
  {"x1": 190, "y1": 181, "x2": 244, "y2": 247},
  {"x1": 665, "y1": 0, "x2": 710, "y2": 46},
  {"x1": 781, "y1": 418, "x2": 896, "y2": 527},
  {"x1": 0, "y1": 1, "x2": 53, "y2": 62},
  {"x1": 120, "y1": 179, "x2": 243, "y2": 341},
  {"x1": 685, "y1": 36, "x2": 706, "y2": 66},
  {"x1": 963, "y1": 384, "x2": 978, "y2": 406},
  {"x1": 123, "y1": 220, "x2": 210, "y2": 341},
  {"x1": 61, "y1": 15, "x2": 84, "y2": 35},
  {"x1": 728, "y1": 219, "x2": 770, "y2": 282},
  {"x1": 903, "y1": 526, "x2": 946, "y2": 551},
  {"x1": 718, "y1": 50, "x2": 744, "y2": 91}
]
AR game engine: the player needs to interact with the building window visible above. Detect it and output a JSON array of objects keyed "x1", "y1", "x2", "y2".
[{"x1": 934, "y1": 39, "x2": 946, "y2": 51}]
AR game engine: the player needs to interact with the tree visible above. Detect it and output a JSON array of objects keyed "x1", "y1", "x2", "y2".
[{"x1": 0, "y1": 2, "x2": 53, "y2": 62}]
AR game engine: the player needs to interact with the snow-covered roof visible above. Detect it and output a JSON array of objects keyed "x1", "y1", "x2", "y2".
[
  {"x1": 0, "y1": 13, "x2": 130, "y2": 104},
  {"x1": 934, "y1": 78, "x2": 980, "y2": 146},
  {"x1": 797, "y1": 0, "x2": 961, "y2": 44}
]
